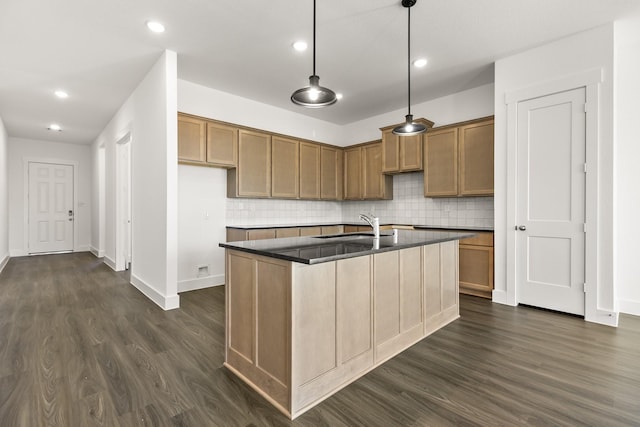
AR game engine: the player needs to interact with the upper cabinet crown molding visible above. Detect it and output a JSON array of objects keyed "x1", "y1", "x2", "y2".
[{"x1": 380, "y1": 118, "x2": 434, "y2": 174}]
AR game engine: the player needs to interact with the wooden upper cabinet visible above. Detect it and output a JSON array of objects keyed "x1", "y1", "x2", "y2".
[
  {"x1": 400, "y1": 134, "x2": 423, "y2": 171},
  {"x1": 178, "y1": 114, "x2": 206, "y2": 163},
  {"x1": 382, "y1": 131, "x2": 400, "y2": 173},
  {"x1": 299, "y1": 142, "x2": 321, "y2": 199},
  {"x1": 272, "y1": 136, "x2": 299, "y2": 199},
  {"x1": 424, "y1": 127, "x2": 459, "y2": 197},
  {"x1": 228, "y1": 129, "x2": 271, "y2": 198},
  {"x1": 343, "y1": 147, "x2": 362, "y2": 200},
  {"x1": 362, "y1": 142, "x2": 392, "y2": 200},
  {"x1": 206, "y1": 122, "x2": 237, "y2": 167},
  {"x1": 320, "y1": 146, "x2": 342, "y2": 200},
  {"x1": 178, "y1": 113, "x2": 238, "y2": 167},
  {"x1": 459, "y1": 119, "x2": 494, "y2": 196},
  {"x1": 381, "y1": 118, "x2": 433, "y2": 174},
  {"x1": 424, "y1": 117, "x2": 494, "y2": 198}
]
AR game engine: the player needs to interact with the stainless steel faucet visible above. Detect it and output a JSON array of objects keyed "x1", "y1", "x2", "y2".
[{"x1": 359, "y1": 213, "x2": 380, "y2": 239}]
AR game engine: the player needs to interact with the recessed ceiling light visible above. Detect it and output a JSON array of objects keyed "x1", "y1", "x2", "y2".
[
  {"x1": 54, "y1": 90, "x2": 68, "y2": 99},
  {"x1": 413, "y1": 58, "x2": 428, "y2": 68},
  {"x1": 146, "y1": 21, "x2": 165, "y2": 33},
  {"x1": 293, "y1": 41, "x2": 307, "y2": 52},
  {"x1": 336, "y1": 93, "x2": 343, "y2": 100},
  {"x1": 48, "y1": 124, "x2": 62, "y2": 131}
]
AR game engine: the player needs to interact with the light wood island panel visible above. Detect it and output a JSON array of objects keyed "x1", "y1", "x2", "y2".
[{"x1": 224, "y1": 240, "x2": 459, "y2": 419}]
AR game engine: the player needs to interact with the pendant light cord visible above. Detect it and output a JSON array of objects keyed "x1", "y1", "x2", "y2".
[
  {"x1": 407, "y1": 4, "x2": 411, "y2": 116},
  {"x1": 313, "y1": 0, "x2": 316, "y2": 76}
]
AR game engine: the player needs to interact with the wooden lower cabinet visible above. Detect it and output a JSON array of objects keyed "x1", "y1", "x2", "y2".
[
  {"x1": 459, "y1": 232, "x2": 494, "y2": 299},
  {"x1": 224, "y1": 241, "x2": 459, "y2": 419}
]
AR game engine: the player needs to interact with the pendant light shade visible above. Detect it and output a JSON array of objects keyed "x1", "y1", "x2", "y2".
[
  {"x1": 393, "y1": 0, "x2": 426, "y2": 136},
  {"x1": 291, "y1": 0, "x2": 337, "y2": 108}
]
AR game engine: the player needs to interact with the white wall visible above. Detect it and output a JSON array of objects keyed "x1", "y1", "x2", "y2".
[
  {"x1": 0, "y1": 117, "x2": 8, "y2": 272},
  {"x1": 342, "y1": 83, "x2": 495, "y2": 143},
  {"x1": 178, "y1": 79, "x2": 343, "y2": 145},
  {"x1": 7, "y1": 137, "x2": 92, "y2": 256},
  {"x1": 614, "y1": 11, "x2": 640, "y2": 316},
  {"x1": 494, "y1": 25, "x2": 616, "y2": 325},
  {"x1": 177, "y1": 165, "x2": 227, "y2": 292},
  {"x1": 177, "y1": 80, "x2": 495, "y2": 289},
  {"x1": 92, "y1": 50, "x2": 179, "y2": 310}
]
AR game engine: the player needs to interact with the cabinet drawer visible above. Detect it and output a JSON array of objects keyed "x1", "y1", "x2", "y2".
[{"x1": 460, "y1": 232, "x2": 493, "y2": 247}]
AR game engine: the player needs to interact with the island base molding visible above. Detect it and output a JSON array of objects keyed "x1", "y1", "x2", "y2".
[{"x1": 224, "y1": 241, "x2": 460, "y2": 419}]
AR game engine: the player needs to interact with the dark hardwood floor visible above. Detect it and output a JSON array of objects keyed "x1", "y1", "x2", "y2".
[{"x1": 0, "y1": 252, "x2": 638, "y2": 426}]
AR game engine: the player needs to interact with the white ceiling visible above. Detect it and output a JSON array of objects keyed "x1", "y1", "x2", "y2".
[{"x1": 1, "y1": 0, "x2": 639, "y2": 145}]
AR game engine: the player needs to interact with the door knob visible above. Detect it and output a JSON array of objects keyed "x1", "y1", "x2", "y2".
[{"x1": 518, "y1": 225, "x2": 526, "y2": 231}]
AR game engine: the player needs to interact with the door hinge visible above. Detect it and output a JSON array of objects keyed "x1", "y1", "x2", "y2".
[
  {"x1": 583, "y1": 283, "x2": 587, "y2": 293},
  {"x1": 584, "y1": 103, "x2": 588, "y2": 113},
  {"x1": 583, "y1": 223, "x2": 587, "y2": 233},
  {"x1": 583, "y1": 163, "x2": 587, "y2": 173}
]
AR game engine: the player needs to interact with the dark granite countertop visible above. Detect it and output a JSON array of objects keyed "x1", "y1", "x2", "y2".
[
  {"x1": 219, "y1": 229, "x2": 475, "y2": 265},
  {"x1": 226, "y1": 222, "x2": 493, "y2": 232}
]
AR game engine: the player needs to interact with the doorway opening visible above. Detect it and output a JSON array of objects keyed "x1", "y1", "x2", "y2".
[{"x1": 116, "y1": 133, "x2": 132, "y2": 271}]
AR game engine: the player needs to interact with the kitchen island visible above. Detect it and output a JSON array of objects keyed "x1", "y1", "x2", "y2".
[{"x1": 219, "y1": 229, "x2": 473, "y2": 419}]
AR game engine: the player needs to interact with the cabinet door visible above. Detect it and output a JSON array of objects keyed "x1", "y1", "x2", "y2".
[
  {"x1": 424, "y1": 128, "x2": 458, "y2": 197},
  {"x1": 276, "y1": 227, "x2": 300, "y2": 238},
  {"x1": 237, "y1": 130, "x2": 271, "y2": 197},
  {"x1": 374, "y1": 247, "x2": 424, "y2": 362},
  {"x1": 362, "y1": 143, "x2": 392, "y2": 200},
  {"x1": 178, "y1": 115, "x2": 206, "y2": 163},
  {"x1": 272, "y1": 136, "x2": 299, "y2": 199},
  {"x1": 320, "y1": 146, "x2": 340, "y2": 200},
  {"x1": 206, "y1": 122, "x2": 237, "y2": 167},
  {"x1": 343, "y1": 147, "x2": 362, "y2": 200},
  {"x1": 459, "y1": 244, "x2": 494, "y2": 299},
  {"x1": 299, "y1": 142, "x2": 321, "y2": 199},
  {"x1": 247, "y1": 229, "x2": 276, "y2": 240},
  {"x1": 381, "y1": 130, "x2": 399, "y2": 173},
  {"x1": 424, "y1": 241, "x2": 459, "y2": 335},
  {"x1": 400, "y1": 134, "x2": 423, "y2": 171},
  {"x1": 459, "y1": 119, "x2": 494, "y2": 196}
]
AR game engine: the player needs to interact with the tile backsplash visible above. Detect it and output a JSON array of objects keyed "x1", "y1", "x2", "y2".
[{"x1": 226, "y1": 172, "x2": 493, "y2": 228}]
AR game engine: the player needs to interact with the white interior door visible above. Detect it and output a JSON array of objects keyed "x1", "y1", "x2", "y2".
[
  {"x1": 116, "y1": 135, "x2": 132, "y2": 271},
  {"x1": 516, "y1": 88, "x2": 586, "y2": 316},
  {"x1": 28, "y1": 162, "x2": 74, "y2": 254}
]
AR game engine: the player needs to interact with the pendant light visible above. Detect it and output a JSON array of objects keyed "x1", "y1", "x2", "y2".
[
  {"x1": 393, "y1": 0, "x2": 426, "y2": 136},
  {"x1": 291, "y1": 0, "x2": 337, "y2": 108}
]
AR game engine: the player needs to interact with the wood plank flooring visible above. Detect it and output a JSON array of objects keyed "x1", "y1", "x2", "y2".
[{"x1": 0, "y1": 252, "x2": 639, "y2": 426}]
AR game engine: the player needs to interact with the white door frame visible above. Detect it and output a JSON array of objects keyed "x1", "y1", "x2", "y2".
[
  {"x1": 23, "y1": 157, "x2": 79, "y2": 256},
  {"x1": 505, "y1": 68, "x2": 607, "y2": 324},
  {"x1": 115, "y1": 132, "x2": 132, "y2": 271}
]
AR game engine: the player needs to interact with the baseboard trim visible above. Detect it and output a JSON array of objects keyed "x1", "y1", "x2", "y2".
[
  {"x1": 178, "y1": 274, "x2": 225, "y2": 293},
  {"x1": 492, "y1": 289, "x2": 512, "y2": 305},
  {"x1": 618, "y1": 299, "x2": 640, "y2": 317},
  {"x1": 9, "y1": 249, "x2": 26, "y2": 257},
  {"x1": 131, "y1": 273, "x2": 180, "y2": 311},
  {"x1": 0, "y1": 253, "x2": 9, "y2": 274},
  {"x1": 103, "y1": 256, "x2": 117, "y2": 271},
  {"x1": 90, "y1": 246, "x2": 105, "y2": 258},
  {"x1": 75, "y1": 245, "x2": 90, "y2": 253}
]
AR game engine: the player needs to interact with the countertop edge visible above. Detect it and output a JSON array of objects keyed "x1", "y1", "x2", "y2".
[{"x1": 219, "y1": 231, "x2": 475, "y2": 265}]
